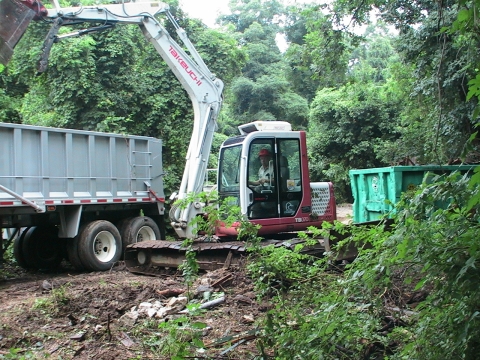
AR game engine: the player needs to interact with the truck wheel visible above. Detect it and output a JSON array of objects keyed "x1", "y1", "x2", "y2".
[
  {"x1": 21, "y1": 226, "x2": 63, "y2": 270},
  {"x1": 119, "y1": 216, "x2": 160, "y2": 252},
  {"x1": 77, "y1": 220, "x2": 122, "y2": 271},
  {"x1": 13, "y1": 228, "x2": 31, "y2": 269},
  {"x1": 66, "y1": 235, "x2": 85, "y2": 271}
]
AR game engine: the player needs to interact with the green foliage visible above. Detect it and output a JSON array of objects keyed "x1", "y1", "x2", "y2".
[
  {"x1": 0, "y1": 348, "x2": 35, "y2": 359},
  {"x1": 329, "y1": 0, "x2": 480, "y2": 164},
  {"x1": 220, "y1": 0, "x2": 310, "y2": 128},
  {"x1": 252, "y1": 166, "x2": 480, "y2": 358},
  {"x1": 247, "y1": 244, "x2": 316, "y2": 297},
  {"x1": 390, "y1": 170, "x2": 480, "y2": 358},
  {"x1": 178, "y1": 238, "x2": 199, "y2": 300},
  {"x1": 176, "y1": 190, "x2": 243, "y2": 239},
  {"x1": 32, "y1": 285, "x2": 70, "y2": 316},
  {"x1": 300, "y1": 5, "x2": 357, "y2": 88},
  {"x1": 175, "y1": 191, "x2": 248, "y2": 295},
  {"x1": 308, "y1": 80, "x2": 402, "y2": 201},
  {"x1": 139, "y1": 314, "x2": 207, "y2": 359}
]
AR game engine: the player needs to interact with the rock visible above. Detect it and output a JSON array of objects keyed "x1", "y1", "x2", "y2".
[
  {"x1": 242, "y1": 314, "x2": 255, "y2": 323},
  {"x1": 146, "y1": 308, "x2": 157, "y2": 318},
  {"x1": 234, "y1": 294, "x2": 253, "y2": 304},
  {"x1": 41, "y1": 280, "x2": 52, "y2": 291},
  {"x1": 166, "y1": 296, "x2": 188, "y2": 310},
  {"x1": 138, "y1": 302, "x2": 153, "y2": 309},
  {"x1": 70, "y1": 332, "x2": 85, "y2": 341},
  {"x1": 117, "y1": 331, "x2": 135, "y2": 347},
  {"x1": 155, "y1": 297, "x2": 188, "y2": 318},
  {"x1": 196, "y1": 285, "x2": 214, "y2": 297},
  {"x1": 155, "y1": 307, "x2": 168, "y2": 318},
  {"x1": 200, "y1": 277, "x2": 210, "y2": 285},
  {"x1": 119, "y1": 311, "x2": 138, "y2": 326}
]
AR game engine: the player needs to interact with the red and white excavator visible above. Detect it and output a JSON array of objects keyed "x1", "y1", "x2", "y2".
[{"x1": 0, "y1": 0, "x2": 336, "y2": 273}]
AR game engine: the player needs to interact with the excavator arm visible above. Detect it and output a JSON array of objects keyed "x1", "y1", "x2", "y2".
[{"x1": 0, "y1": 0, "x2": 224, "y2": 238}]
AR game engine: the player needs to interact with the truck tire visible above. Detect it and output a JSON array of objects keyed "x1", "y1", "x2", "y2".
[
  {"x1": 66, "y1": 235, "x2": 85, "y2": 271},
  {"x1": 77, "y1": 220, "x2": 122, "y2": 271},
  {"x1": 21, "y1": 226, "x2": 63, "y2": 270},
  {"x1": 119, "y1": 216, "x2": 160, "y2": 253},
  {"x1": 13, "y1": 228, "x2": 31, "y2": 269}
]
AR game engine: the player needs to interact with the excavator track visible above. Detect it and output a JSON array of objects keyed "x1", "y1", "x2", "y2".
[{"x1": 124, "y1": 237, "x2": 328, "y2": 276}]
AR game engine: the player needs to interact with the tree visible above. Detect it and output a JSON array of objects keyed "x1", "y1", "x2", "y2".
[
  {"x1": 221, "y1": 0, "x2": 310, "y2": 128},
  {"x1": 324, "y1": 0, "x2": 480, "y2": 163},
  {"x1": 308, "y1": 30, "x2": 403, "y2": 201}
]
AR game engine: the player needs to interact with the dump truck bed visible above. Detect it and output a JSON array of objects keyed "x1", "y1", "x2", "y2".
[{"x1": 0, "y1": 122, "x2": 164, "y2": 212}]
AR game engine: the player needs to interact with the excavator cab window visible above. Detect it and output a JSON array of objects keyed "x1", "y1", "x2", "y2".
[{"x1": 218, "y1": 144, "x2": 242, "y2": 205}]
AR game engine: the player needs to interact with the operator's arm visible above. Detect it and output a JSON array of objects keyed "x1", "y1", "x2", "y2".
[{"x1": 249, "y1": 168, "x2": 274, "y2": 186}]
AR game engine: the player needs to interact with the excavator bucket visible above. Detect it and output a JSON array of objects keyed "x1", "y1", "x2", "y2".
[{"x1": 0, "y1": 0, "x2": 45, "y2": 65}]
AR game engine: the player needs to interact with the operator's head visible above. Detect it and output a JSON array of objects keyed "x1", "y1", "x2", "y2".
[
  {"x1": 258, "y1": 148, "x2": 271, "y2": 158},
  {"x1": 258, "y1": 149, "x2": 271, "y2": 167}
]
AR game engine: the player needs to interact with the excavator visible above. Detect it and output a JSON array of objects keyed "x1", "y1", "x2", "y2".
[{"x1": 0, "y1": 0, "x2": 337, "y2": 274}]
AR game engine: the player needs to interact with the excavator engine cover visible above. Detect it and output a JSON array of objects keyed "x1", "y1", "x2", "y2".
[{"x1": 0, "y1": 0, "x2": 46, "y2": 65}]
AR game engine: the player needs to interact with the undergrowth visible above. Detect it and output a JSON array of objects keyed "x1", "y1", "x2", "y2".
[
  {"x1": 133, "y1": 304, "x2": 208, "y2": 359},
  {"x1": 249, "y1": 167, "x2": 480, "y2": 359}
]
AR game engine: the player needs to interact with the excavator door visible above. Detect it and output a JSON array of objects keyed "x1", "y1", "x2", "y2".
[{"x1": 0, "y1": 0, "x2": 47, "y2": 65}]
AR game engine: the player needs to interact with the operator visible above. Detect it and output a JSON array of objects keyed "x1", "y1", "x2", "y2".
[{"x1": 249, "y1": 148, "x2": 274, "y2": 187}]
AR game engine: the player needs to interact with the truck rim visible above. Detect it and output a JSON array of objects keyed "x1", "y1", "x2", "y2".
[
  {"x1": 93, "y1": 230, "x2": 116, "y2": 263},
  {"x1": 136, "y1": 225, "x2": 156, "y2": 242}
]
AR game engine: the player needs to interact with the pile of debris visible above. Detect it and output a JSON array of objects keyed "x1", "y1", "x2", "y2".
[{"x1": 119, "y1": 268, "x2": 235, "y2": 326}]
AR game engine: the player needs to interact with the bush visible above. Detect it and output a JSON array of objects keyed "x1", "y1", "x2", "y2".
[{"x1": 252, "y1": 167, "x2": 480, "y2": 359}]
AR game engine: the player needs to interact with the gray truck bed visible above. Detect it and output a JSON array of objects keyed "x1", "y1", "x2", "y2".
[{"x1": 0, "y1": 122, "x2": 164, "y2": 208}]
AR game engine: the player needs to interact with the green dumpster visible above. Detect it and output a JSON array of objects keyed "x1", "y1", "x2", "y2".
[{"x1": 349, "y1": 165, "x2": 477, "y2": 223}]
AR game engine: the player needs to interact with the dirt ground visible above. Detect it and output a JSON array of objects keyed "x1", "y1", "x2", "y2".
[
  {"x1": 0, "y1": 205, "x2": 353, "y2": 359},
  {"x1": 336, "y1": 203, "x2": 353, "y2": 224},
  {"x1": 0, "y1": 264, "x2": 263, "y2": 359}
]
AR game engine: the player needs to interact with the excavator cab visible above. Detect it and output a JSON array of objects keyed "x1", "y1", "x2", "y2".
[
  {"x1": 216, "y1": 121, "x2": 336, "y2": 237},
  {"x1": 0, "y1": 0, "x2": 47, "y2": 65}
]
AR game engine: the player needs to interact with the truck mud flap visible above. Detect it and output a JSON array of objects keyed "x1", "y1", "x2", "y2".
[{"x1": 0, "y1": 0, "x2": 36, "y2": 65}]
